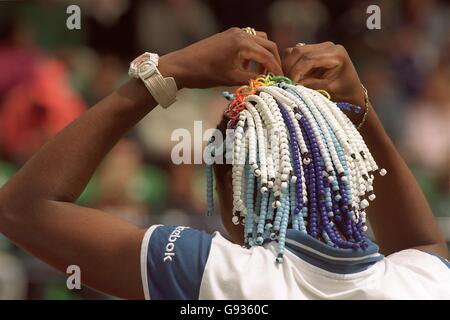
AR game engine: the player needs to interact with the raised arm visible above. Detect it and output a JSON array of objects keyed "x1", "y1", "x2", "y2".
[
  {"x1": 282, "y1": 42, "x2": 448, "y2": 258},
  {"x1": 0, "y1": 28, "x2": 283, "y2": 299}
]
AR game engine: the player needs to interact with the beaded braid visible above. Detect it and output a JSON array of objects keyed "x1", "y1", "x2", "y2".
[
  {"x1": 291, "y1": 86, "x2": 367, "y2": 220},
  {"x1": 207, "y1": 77, "x2": 386, "y2": 263},
  {"x1": 245, "y1": 102, "x2": 269, "y2": 193},
  {"x1": 260, "y1": 94, "x2": 296, "y2": 221},
  {"x1": 231, "y1": 112, "x2": 247, "y2": 224},
  {"x1": 287, "y1": 87, "x2": 357, "y2": 228},
  {"x1": 309, "y1": 86, "x2": 385, "y2": 212},
  {"x1": 247, "y1": 94, "x2": 279, "y2": 190}
]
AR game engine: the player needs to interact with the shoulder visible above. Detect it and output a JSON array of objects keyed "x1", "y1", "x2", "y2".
[
  {"x1": 381, "y1": 248, "x2": 450, "y2": 297},
  {"x1": 140, "y1": 225, "x2": 232, "y2": 300},
  {"x1": 386, "y1": 248, "x2": 450, "y2": 271},
  {"x1": 142, "y1": 225, "x2": 213, "y2": 264}
]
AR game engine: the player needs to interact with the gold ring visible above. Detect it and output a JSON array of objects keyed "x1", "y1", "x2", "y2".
[
  {"x1": 296, "y1": 42, "x2": 306, "y2": 47},
  {"x1": 242, "y1": 27, "x2": 256, "y2": 35}
]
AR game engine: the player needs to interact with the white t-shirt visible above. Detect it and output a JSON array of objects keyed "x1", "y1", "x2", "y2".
[{"x1": 140, "y1": 225, "x2": 450, "y2": 300}]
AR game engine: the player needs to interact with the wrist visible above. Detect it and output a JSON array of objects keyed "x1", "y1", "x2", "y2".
[
  {"x1": 342, "y1": 84, "x2": 370, "y2": 128},
  {"x1": 355, "y1": 84, "x2": 369, "y2": 130},
  {"x1": 158, "y1": 52, "x2": 186, "y2": 90},
  {"x1": 128, "y1": 52, "x2": 179, "y2": 108},
  {"x1": 353, "y1": 90, "x2": 366, "y2": 108},
  {"x1": 348, "y1": 84, "x2": 366, "y2": 107}
]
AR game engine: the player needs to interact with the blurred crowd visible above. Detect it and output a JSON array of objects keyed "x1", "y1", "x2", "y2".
[{"x1": 0, "y1": 0, "x2": 448, "y2": 299}]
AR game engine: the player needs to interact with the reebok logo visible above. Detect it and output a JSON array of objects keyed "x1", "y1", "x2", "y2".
[{"x1": 164, "y1": 226, "x2": 188, "y2": 262}]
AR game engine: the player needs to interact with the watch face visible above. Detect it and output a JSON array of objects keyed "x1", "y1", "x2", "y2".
[
  {"x1": 139, "y1": 62, "x2": 153, "y2": 74},
  {"x1": 133, "y1": 53, "x2": 151, "y2": 67},
  {"x1": 129, "y1": 52, "x2": 151, "y2": 77},
  {"x1": 129, "y1": 52, "x2": 158, "y2": 78}
]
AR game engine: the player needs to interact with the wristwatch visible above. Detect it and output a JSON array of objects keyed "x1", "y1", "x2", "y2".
[{"x1": 128, "y1": 52, "x2": 178, "y2": 108}]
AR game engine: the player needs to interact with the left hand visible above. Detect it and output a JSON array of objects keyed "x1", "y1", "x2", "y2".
[
  {"x1": 282, "y1": 42, "x2": 365, "y2": 107},
  {"x1": 159, "y1": 28, "x2": 283, "y2": 89}
]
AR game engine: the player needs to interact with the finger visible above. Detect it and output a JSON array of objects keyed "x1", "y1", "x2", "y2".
[
  {"x1": 282, "y1": 42, "x2": 335, "y2": 76},
  {"x1": 289, "y1": 54, "x2": 341, "y2": 83},
  {"x1": 282, "y1": 47, "x2": 299, "y2": 74},
  {"x1": 297, "y1": 78, "x2": 332, "y2": 91},
  {"x1": 285, "y1": 47, "x2": 294, "y2": 55},
  {"x1": 251, "y1": 35, "x2": 282, "y2": 70},
  {"x1": 232, "y1": 70, "x2": 260, "y2": 85},
  {"x1": 255, "y1": 31, "x2": 268, "y2": 39},
  {"x1": 240, "y1": 42, "x2": 283, "y2": 76}
]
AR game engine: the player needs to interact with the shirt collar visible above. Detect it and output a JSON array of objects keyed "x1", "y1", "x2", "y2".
[{"x1": 284, "y1": 229, "x2": 384, "y2": 274}]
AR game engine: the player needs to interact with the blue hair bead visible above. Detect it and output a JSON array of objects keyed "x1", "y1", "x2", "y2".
[{"x1": 256, "y1": 236, "x2": 264, "y2": 245}]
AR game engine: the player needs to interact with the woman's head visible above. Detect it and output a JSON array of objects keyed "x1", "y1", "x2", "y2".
[{"x1": 207, "y1": 81, "x2": 385, "y2": 263}]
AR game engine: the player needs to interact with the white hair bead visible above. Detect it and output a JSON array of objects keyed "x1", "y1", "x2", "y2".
[{"x1": 360, "y1": 199, "x2": 369, "y2": 209}]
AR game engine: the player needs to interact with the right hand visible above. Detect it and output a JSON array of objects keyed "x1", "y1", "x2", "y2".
[
  {"x1": 282, "y1": 42, "x2": 365, "y2": 107},
  {"x1": 158, "y1": 27, "x2": 283, "y2": 89}
]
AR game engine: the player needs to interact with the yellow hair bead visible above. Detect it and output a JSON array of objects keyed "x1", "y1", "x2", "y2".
[{"x1": 316, "y1": 89, "x2": 331, "y2": 100}]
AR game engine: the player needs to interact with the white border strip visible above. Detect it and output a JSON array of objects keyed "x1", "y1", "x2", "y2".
[
  {"x1": 285, "y1": 238, "x2": 381, "y2": 262},
  {"x1": 140, "y1": 224, "x2": 162, "y2": 300}
]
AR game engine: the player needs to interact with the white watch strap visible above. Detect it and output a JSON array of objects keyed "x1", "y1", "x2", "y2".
[
  {"x1": 142, "y1": 71, "x2": 178, "y2": 108},
  {"x1": 132, "y1": 52, "x2": 178, "y2": 109}
]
